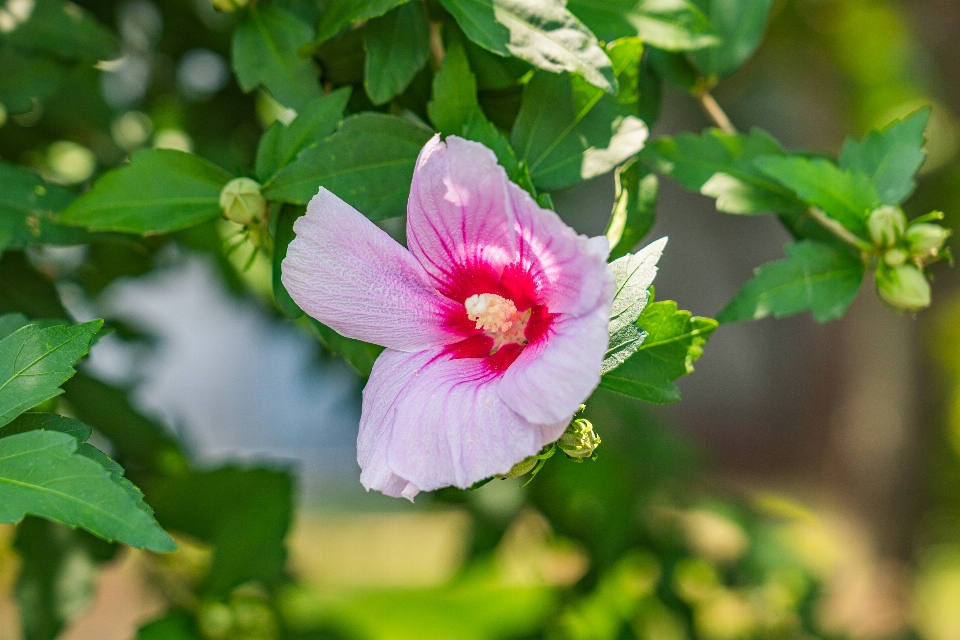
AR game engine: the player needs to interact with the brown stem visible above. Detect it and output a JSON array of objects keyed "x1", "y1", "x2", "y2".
[
  {"x1": 695, "y1": 91, "x2": 737, "y2": 134},
  {"x1": 806, "y1": 206, "x2": 874, "y2": 254}
]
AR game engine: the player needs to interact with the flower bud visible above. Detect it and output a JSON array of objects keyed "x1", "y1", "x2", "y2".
[
  {"x1": 500, "y1": 455, "x2": 539, "y2": 479},
  {"x1": 558, "y1": 418, "x2": 600, "y2": 460},
  {"x1": 220, "y1": 177, "x2": 267, "y2": 226},
  {"x1": 867, "y1": 205, "x2": 907, "y2": 248},
  {"x1": 905, "y1": 223, "x2": 951, "y2": 258},
  {"x1": 883, "y1": 247, "x2": 908, "y2": 268},
  {"x1": 210, "y1": 0, "x2": 248, "y2": 11},
  {"x1": 875, "y1": 265, "x2": 931, "y2": 312}
]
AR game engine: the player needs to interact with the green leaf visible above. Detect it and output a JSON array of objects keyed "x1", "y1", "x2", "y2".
[
  {"x1": 57, "y1": 149, "x2": 231, "y2": 235},
  {"x1": 362, "y1": 2, "x2": 431, "y2": 105},
  {"x1": 642, "y1": 127, "x2": 805, "y2": 216},
  {"x1": 255, "y1": 87, "x2": 351, "y2": 181},
  {"x1": 0, "y1": 430, "x2": 175, "y2": 551},
  {"x1": 607, "y1": 159, "x2": 658, "y2": 260},
  {"x1": 688, "y1": 0, "x2": 775, "y2": 79},
  {"x1": 0, "y1": 321, "x2": 101, "y2": 428},
  {"x1": 147, "y1": 467, "x2": 292, "y2": 595},
  {"x1": 232, "y1": 3, "x2": 321, "y2": 110},
  {"x1": 0, "y1": 161, "x2": 88, "y2": 252},
  {"x1": 511, "y1": 38, "x2": 647, "y2": 191},
  {"x1": 0, "y1": 46, "x2": 64, "y2": 113},
  {"x1": 0, "y1": 0, "x2": 119, "y2": 61},
  {"x1": 428, "y1": 31, "x2": 480, "y2": 136},
  {"x1": 137, "y1": 614, "x2": 202, "y2": 640},
  {"x1": 263, "y1": 113, "x2": 433, "y2": 220},
  {"x1": 600, "y1": 301, "x2": 716, "y2": 403},
  {"x1": 308, "y1": 318, "x2": 384, "y2": 377},
  {"x1": 272, "y1": 205, "x2": 305, "y2": 319},
  {"x1": 717, "y1": 240, "x2": 865, "y2": 324},
  {"x1": 437, "y1": 0, "x2": 616, "y2": 93},
  {"x1": 0, "y1": 252, "x2": 68, "y2": 320},
  {"x1": 839, "y1": 108, "x2": 930, "y2": 206},
  {"x1": 568, "y1": 0, "x2": 719, "y2": 51},
  {"x1": 315, "y1": 0, "x2": 411, "y2": 46},
  {"x1": 755, "y1": 155, "x2": 879, "y2": 235},
  {"x1": 461, "y1": 111, "x2": 538, "y2": 196},
  {"x1": 602, "y1": 238, "x2": 667, "y2": 375},
  {"x1": 2, "y1": 412, "x2": 92, "y2": 441}
]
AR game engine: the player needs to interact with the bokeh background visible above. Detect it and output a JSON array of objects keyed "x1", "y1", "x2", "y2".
[{"x1": 3, "y1": 0, "x2": 960, "y2": 638}]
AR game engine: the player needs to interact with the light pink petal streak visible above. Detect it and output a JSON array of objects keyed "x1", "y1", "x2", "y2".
[
  {"x1": 406, "y1": 136, "x2": 518, "y2": 300},
  {"x1": 282, "y1": 189, "x2": 461, "y2": 352}
]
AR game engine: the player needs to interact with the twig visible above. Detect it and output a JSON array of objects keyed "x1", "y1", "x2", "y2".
[
  {"x1": 806, "y1": 206, "x2": 874, "y2": 254},
  {"x1": 695, "y1": 91, "x2": 737, "y2": 134}
]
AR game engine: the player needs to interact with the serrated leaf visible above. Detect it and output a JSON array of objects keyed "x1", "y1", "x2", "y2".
[
  {"x1": 232, "y1": 3, "x2": 321, "y2": 110},
  {"x1": 718, "y1": 240, "x2": 865, "y2": 324},
  {"x1": 57, "y1": 149, "x2": 231, "y2": 235},
  {"x1": 438, "y1": 0, "x2": 616, "y2": 93},
  {"x1": 0, "y1": 321, "x2": 101, "y2": 428},
  {"x1": 755, "y1": 155, "x2": 879, "y2": 235},
  {"x1": 262, "y1": 113, "x2": 433, "y2": 220},
  {"x1": 602, "y1": 238, "x2": 667, "y2": 375},
  {"x1": 688, "y1": 0, "x2": 775, "y2": 79},
  {"x1": 568, "y1": 0, "x2": 719, "y2": 51},
  {"x1": 511, "y1": 38, "x2": 647, "y2": 191},
  {"x1": 0, "y1": 0, "x2": 119, "y2": 61},
  {"x1": 2, "y1": 412, "x2": 92, "y2": 441},
  {"x1": 600, "y1": 300, "x2": 716, "y2": 403},
  {"x1": 839, "y1": 108, "x2": 930, "y2": 206},
  {"x1": 428, "y1": 31, "x2": 480, "y2": 137},
  {"x1": 315, "y1": 0, "x2": 411, "y2": 46},
  {"x1": 607, "y1": 159, "x2": 658, "y2": 259},
  {"x1": 643, "y1": 128, "x2": 805, "y2": 215},
  {"x1": 0, "y1": 430, "x2": 175, "y2": 551},
  {"x1": 362, "y1": 2, "x2": 430, "y2": 105},
  {"x1": 0, "y1": 161, "x2": 88, "y2": 252},
  {"x1": 255, "y1": 87, "x2": 351, "y2": 181}
]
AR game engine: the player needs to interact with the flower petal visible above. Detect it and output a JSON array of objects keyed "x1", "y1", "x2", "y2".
[
  {"x1": 500, "y1": 304, "x2": 613, "y2": 425},
  {"x1": 359, "y1": 348, "x2": 566, "y2": 494},
  {"x1": 406, "y1": 136, "x2": 518, "y2": 302},
  {"x1": 282, "y1": 188, "x2": 462, "y2": 352}
]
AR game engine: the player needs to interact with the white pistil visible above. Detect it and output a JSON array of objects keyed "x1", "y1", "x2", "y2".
[{"x1": 464, "y1": 293, "x2": 530, "y2": 353}]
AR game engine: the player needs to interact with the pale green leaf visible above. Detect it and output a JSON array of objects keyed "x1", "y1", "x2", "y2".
[
  {"x1": 428, "y1": 31, "x2": 480, "y2": 136},
  {"x1": 568, "y1": 0, "x2": 719, "y2": 51}
]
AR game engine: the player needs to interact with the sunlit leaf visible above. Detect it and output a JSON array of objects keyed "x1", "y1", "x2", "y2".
[{"x1": 568, "y1": 0, "x2": 719, "y2": 51}]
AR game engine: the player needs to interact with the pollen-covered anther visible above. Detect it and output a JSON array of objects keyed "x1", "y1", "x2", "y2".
[{"x1": 464, "y1": 293, "x2": 530, "y2": 351}]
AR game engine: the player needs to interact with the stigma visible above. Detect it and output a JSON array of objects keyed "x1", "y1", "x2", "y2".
[{"x1": 464, "y1": 293, "x2": 529, "y2": 352}]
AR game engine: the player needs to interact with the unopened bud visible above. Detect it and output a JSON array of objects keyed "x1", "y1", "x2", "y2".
[
  {"x1": 220, "y1": 177, "x2": 267, "y2": 226},
  {"x1": 905, "y1": 223, "x2": 951, "y2": 259},
  {"x1": 211, "y1": 0, "x2": 248, "y2": 11},
  {"x1": 867, "y1": 205, "x2": 907, "y2": 248},
  {"x1": 558, "y1": 418, "x2": 600, "y2": 460},
  {"x1": 500, "y1": 456, "x2": 539, "y2": 479},
  {"x1": 876, "y1": 265, "x2": 931, "y2": 312},
  {"x1": 883, "y1": 247, "x2": 908, "y2": 267}
]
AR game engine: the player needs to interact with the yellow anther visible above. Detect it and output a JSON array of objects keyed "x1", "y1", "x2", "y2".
[{"x1": 464, "y1": 293, "x2": 529, "y2": 353}]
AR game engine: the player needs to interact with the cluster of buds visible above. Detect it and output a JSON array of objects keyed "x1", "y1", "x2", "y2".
[
  {"x1": 866, "y1": 205, "x2": 951, "y2": 312},
  {"x1": 557, "y1": 416, "x2": 601, "y2": 461},
  {"x1": 220, "y1": 177, "x2": 271, "y2": 252}
]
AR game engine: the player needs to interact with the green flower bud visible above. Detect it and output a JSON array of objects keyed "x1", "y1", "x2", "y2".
[
  {"x1": 220, "y1": 177, "x2": 267, "y2": 227},
  {"x1": 211, "y1": 0, "x2": 248, "y2": 11},
  {"x1": 905, "y1": 223, "x2": 951, "y2": 258},
  {"x1": 867, "y1": 205, "x2": 907, "y2": 248},
  {"x1": 875, "y1": 265, "x2": 931, "y2": 312},
  {"x1": 558, "y1": 418, "x2": 600, "y2": 460},
  {"x1": 883, "y1": 247, "x2": 908, "y2": 268},
  {"x1": 500, "y1": 455, "x2": 539, "y2": 478}
]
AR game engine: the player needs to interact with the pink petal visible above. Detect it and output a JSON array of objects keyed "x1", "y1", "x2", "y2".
[
  {"x1": 406, "y1": 136, "x2": 518, "y2": 302},
  {"x1": 359, "y1": 348, "x2": 566, "y2": 494},
  {"x1": 500, "y1": 305, "x2": 614, "y2": 426},
  {"x1": 282, "y1": 188, "x2": 462, "y2": 352}
]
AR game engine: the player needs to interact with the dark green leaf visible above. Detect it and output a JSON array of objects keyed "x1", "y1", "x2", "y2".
[
  {"x1": 0, "y1": 430, "x2": 175, "y2": 551},
  {"x1": 255, "y1": 87, "x2": 352, "y2": 181},
  {"x1": 362, "y1": 2, "x2": 431, "y2": 105},
  {"x1": 58, "y1": 149, "x2": 231, "y2": 235},
  {"x1": 602, "y1": 238, "x2": 666, "y2": 375},
  {"x1": 308, "y1": 318, "x2": 383, "y2": 377},
  {"x1": 0, "y1": 161, "x2": 88, "y2": 252},
  {"x1": 137, "y1": 613, "x2": 202, "y2": 640},
  {"x1": 438, "y1": 0, "x2": 616, "y2": 92},
  {"x1": 600, "y1": 301, "x2": 716, "y2": 403},
  {"x1": 272, "y1": 205, "x2": 304, "y2": 319},
  {"x1": 839, "y1": 107, "x2": 930, "y2": 206},
  {"x1": 511, "y1": 38, "x2": 647, "y2": 191},
  {"x1": 428, "y1": 31, "x2": 480, "y2": 136},
  {"x1": 0, "y1": 252, "x2": 68, "y2": 320},
  {"x1": 688, "y1": 0, "x2": 775, "y2": 79},
  {"x1": 263, "y1": 113, "x2": 433, "y2": 220},
  {"x1": 642, "y1": 127, "x2": 805, "y2": 215},
  {"x1": 0, "y1": 321, "x2": 101, "y2": 428},
  {"x1": 463, "y1": 33, "x2": 530, "y2": 90},
  {"x1": 717, "y1": 240, "x2": 865, "y2": 324},
  {"x1": 607, "y1": 159, "x2": 658, "y2": 259},
  {"x1": 755, "y1": 155, "x2": 879, "y2": 235},
  {"x1": 2, "y1": 412, "x2": 92, "y2": 441},
  {"x1": 0, "y1": 46, "x2": 64, "y2": 114},
  {"x1": 568, "y1": 0, "x2": 719, "y2": 51},
  {"x1": 232, "y1": 4, "x2": 321, "y2": 110},
  {"x1": 0, "y1": 0, "x2": 119, "y2": 61},
  {"x1": 315, "y1": 0, "x2": 411, "y2": 46}
]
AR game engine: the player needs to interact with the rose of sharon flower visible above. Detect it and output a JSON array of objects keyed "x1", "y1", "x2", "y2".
[{"x1": 282, "y1": 135, "x2": 616, "y2": 500}]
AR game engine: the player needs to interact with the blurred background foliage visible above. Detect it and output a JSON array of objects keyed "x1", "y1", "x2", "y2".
[{"x1": 2, "y1": 0, "x2": 960, "y2": 639}]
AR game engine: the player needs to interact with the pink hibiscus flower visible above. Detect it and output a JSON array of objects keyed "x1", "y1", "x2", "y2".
[{"x1": 282, "y1": 135, "x2": 615, "y2": 500}]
